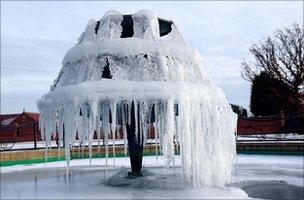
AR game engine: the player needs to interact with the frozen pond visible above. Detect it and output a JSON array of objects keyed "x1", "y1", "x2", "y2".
[{"x1": 1, "y1": 154, "x2": 303, "y2": 199}]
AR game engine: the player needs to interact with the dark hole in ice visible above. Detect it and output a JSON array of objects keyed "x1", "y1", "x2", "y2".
[
  {"x1": 101, "y1": 57, "x2": 113, "y2": 79},
  {"x1": 150, "y1": 103, "x2": 156, "y2": 123},
  {"x1": 109, "y1": 109, "x2": 112, "y2": 123},
  {"x1": 95, "y1": 20, "x2": 100, "y2": 35},
  {"x1": 144, "y1": 54, "x2": 148, "y2": 59},
  {"x1": 121, "y1": 15, "x2": 134, "y2": 38},
  {"x1": 174, "y1": 103, "x2": 179, "y2": 116},
  {"x1": 158, "y1": 18, "x2": 172, "y2": 37}
]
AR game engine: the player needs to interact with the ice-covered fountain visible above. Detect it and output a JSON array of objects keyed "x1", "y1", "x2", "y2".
[{"x1": 37, "y1": 10, "x2": 237, "y2": 187}]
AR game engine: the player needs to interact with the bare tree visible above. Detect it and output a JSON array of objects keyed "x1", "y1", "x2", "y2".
[{"x1": 242, "y1": 23, "x2": 304, "y2": 94}]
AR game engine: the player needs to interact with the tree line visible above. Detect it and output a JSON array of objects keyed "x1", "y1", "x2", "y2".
[{"x1": 241, "y1": 23, "x2": 303, "y2": 117}]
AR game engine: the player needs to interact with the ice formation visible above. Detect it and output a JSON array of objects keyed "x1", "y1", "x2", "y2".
[{"x1": 37, "y1": 10, "x2": 237, "y2": 187}]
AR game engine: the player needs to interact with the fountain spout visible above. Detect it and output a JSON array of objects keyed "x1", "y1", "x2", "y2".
[{"x1": 126, "y1": 101, "x2": 144, "y2": 178}]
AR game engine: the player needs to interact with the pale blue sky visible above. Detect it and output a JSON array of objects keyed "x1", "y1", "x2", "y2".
[{"x1": 1, "y1": 1, "x2": 303, "y2": 113}]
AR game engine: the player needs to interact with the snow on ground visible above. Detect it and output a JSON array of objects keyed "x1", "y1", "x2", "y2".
[
  {"x1": 2, "y1": 139, "x2": 127, "y2": 150},
  {"x1": 236, "y1": 154, "x2": 302, "y2": 165},
  {"x1": 237, "y1": 133, "x2": 304, "y2": 141}
]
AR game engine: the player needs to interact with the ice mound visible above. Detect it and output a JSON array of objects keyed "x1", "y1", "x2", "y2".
[
  {"x1": 107, "y1": 167, "x2": 155, "y2": 186},
  {"x1": 106, "y1": 167, "x2": 131, "y2": 186},
  {"x1": 38, "y1": 9, "x2": 237, "y2": 187}
]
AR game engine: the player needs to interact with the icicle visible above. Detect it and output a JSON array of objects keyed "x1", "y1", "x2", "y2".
[
  {"x1": 162, "y1": 99, "x2": 175, "y2": 176},
  {"x1": 105, "y1": 125, "x2": 109, "y2": 178},
  {"x1": 56, "y1": 110, "x2": 62, "y2": 162},
  {"x1": 57, "y1": 133, "x2": 62, "y2": 162},
  {"x1": 174, "y1": 101, "x2": 181, "y2": 156},
  {"x1": 97, "y1": 127, "x2": 101, "y2": 157},
  {"x1": 178, "y1": 100, "x2": 190, "y2": 184},
  {"x1": 101, "y1": 102, "x2": 110, "y2": 179},
  {"x1": 141, "y1": 101, "x2": 148, "y2": 146},
  {"x1": 122, "y1": 103, "x2": 128, "y2": 157},
  {"x1": 81, "y1": 138, "x2": 84, "y2": 158},
  {"x1": 61, "y1": 102, "x2": 77, "y2": 182},
  {"x1": 72, "y1": 144, "x2": 75, "y2": 160},
  {"x1": 157, "y1": 101, "x2": 164, "y2": 155},
  {"x1": 63, "y1": 123, "x2": 70, "y2": 181},
  {"x1": 110, "y1": 102, "x2": 117, "y2": 166},
  {"x1": 88, "y1": 133, "x2": 93, "y2": 167},
  {"x1": 178, "y1": 101, "x2": 185, "y2": 182},
  {"x1": 153, "y1": 102, "x2": 159, "y2": 163},
  {"x1": 44, "y1": 128, "x2": 48, "y2": 165},
  {"x1": 77, "y1": 105, "x2": 84, "y2": 159},
  {"x1": 88, "y1": 102, "x2": 97, "y2": 167},
  {"x1": 96, "y1": 104, "x2": 102, "y2": 159},
  {"x1": 156, "y1": 102, "x2": 162, "y2": 163}
]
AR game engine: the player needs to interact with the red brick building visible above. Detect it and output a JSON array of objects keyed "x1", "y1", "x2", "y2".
[
  {"x1": 237, "y1": 115, "x2": 283, "y2": 135},
  {"x1": 0, "y1": 110, "x2": 41, "y2": 143},
  {"x1": 237, "y1": 113, "x2": 304, "y2": 135}
]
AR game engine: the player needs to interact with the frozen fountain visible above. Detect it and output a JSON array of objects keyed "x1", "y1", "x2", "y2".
[{"x1": 37, "y1": 10, "x2": 237, "y2": 187}]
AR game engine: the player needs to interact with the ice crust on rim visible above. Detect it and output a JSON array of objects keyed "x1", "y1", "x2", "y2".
[{"x1": 38, "y1": 9, "x2": 237, "y2": 187}]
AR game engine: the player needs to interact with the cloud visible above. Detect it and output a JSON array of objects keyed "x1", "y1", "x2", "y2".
[{"x1": 1, "y1": 1, "x2": 303, "y2": 113}]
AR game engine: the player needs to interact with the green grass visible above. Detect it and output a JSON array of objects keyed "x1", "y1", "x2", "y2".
[
  {"x1": 237, "y1": 150, "x2": 303, "y2": 156},
  {"x1": 1, "y1": 149, "x2": 302, "y2": 167},
  {"x1": 0, "y1": 150, "x2": 162, "y2": 167}
]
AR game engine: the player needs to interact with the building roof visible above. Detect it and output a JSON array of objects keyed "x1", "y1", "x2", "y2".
[
  {"x1": 0, "y1": 111, "x2": 39, "y2": 126},
  {"x1": 0, "y1": 114, "x2": 19, "y2": 122},
  {"x1": 24, "y1": 112, "x2": 39, "y2": 121},
  {"x1": 1, "y1": 117, "x2": 18, "y2": 126}
]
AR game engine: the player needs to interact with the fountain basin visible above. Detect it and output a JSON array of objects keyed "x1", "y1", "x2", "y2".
[{"x1": 1, "y1": 154, "x2": 303, "y2": 199}]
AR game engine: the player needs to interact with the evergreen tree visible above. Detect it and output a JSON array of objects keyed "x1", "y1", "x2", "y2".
[{"x1": 250, "y1": 71, "x2": 295, "y2": 116}]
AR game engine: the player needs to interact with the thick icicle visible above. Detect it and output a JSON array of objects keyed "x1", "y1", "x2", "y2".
[
  {"x1": 89, "y1": 102, "x2": 98, "y2": 167},
  {"x1": 162, "y1": 99, "x2": 175, "y2": 173}
]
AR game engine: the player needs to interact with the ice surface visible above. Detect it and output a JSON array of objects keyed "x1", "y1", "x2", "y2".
[
  {"x1": 38, "y1": 10, "x2": 237, "y2": 187},
  {"x1": 1, "y1": 155, "x2": 303, "y2": 199}
]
